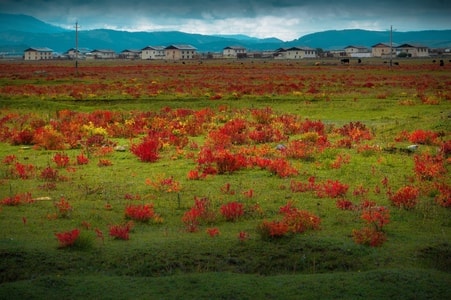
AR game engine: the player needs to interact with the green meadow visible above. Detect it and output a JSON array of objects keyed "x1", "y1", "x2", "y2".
[{"x1": 0, "y1": 59, "x2": 450, "y2": 299}]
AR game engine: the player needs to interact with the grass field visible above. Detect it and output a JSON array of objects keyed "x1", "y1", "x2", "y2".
[{"x1": 0, "y1": 59, "x2": 450, "y2": 299}]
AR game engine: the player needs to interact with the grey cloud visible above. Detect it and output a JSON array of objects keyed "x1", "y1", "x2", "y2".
[{"x1": 1, "y1": 0, "x2": 450, "y2": 40}]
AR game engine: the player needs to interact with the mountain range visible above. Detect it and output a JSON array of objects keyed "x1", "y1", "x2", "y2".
[{"x1": 1, "y1": 13, "x2": 450, "y2": 54}]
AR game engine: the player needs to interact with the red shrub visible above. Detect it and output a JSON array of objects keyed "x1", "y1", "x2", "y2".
[
  {"x1": 361, "y1": 206, "x2": 390, "y2": 231},
  {"x1": 258, "y1": 202, "x2": 321, "y2": 239},
  {"x1": 40, "y1": 166, "x2": 59, "y2": 181},
  {"x1": 434, "y1": 183, "x2": 451, "y2": 207},
  {"x1": 109, "y1": 222, "x2": 134, "y2": 240},
  {"x1": 290, "y1": 177, "x2": 317, "y2": 193},
  {"x1": 214, "y1": 149, "x2": 247, "y2": 174},
  {"x1": 352, "y1": 185, "x2": 370, "y2": 198},
  {"x1": 131, "y1": 137, "x2": 160, "y2": 162},
  {"x1": 439, "y1": 140, "x2": 451, "y2": 156},
  {"x1": 54, "y1": 197, "x2": 72, "y2": 218},
  {"x1": 388, "y1": 186, "x2": 419, "y2": 209},
  {"x1": 251, "y1": 107, "x2": 274, "y2": 124},
  {"x1": 409, "y1": 129, "x2": 439, "y2": 145},
  {"x1": 258, "y1": 220, "x2": 290, "y2": 238},
  {"x1": 220, "y1": 201, "x2": 244, "y2": 221},
  {"x1": 11, "y1": 129, "x2": 34, "y2": 145},
  {"x1": 53, "y1": 152, "x2": 70, "y2": 168},
  {"x1": 242, "y1": 189, "x2": 254, "y2": 198},
  {"x1": 330, "y1": 154, "x2": 350, "y2": 169},
  {"x1": 0, "y1": 192, "x2": 34, "y2": 206},
  {"x1": 76, "y1": 153, "x2": 89, "y2": 165},
  {"x1": 284, "y1": 140, "x2": 315, "y2": 160},
  {"x1": 316, "y1": 179, "x2": 349, "y2": 198},
  {"x1": 219, "y1": 118, "x2": 249, "y2": 145},
  {"x1": 336, "y1": 121, "x2": 372, "y2": 143},
  {"x1": 2, "y1": 154, "x2": 17, "y2": 165},
  {"x1": 124, "y1": 204, "x2": 155, "y2": 222},
  {"x1": 266, "y1": 158, "x2": 299, "y2": 178},
  {"x1": 238, "y1": 231, "x2": 250, "y2": 242},
  {"x1": 182, "y1": 197, "x2": 215, "y2": 232},
  {"x1": 97, "y1": 159, "x2": 112, "y2": 167},
  {"x1": 197, "y1": 147, "x2": 247, "y2": 175},
  {"x1": 32, "y1": 126, "x2": 67, "y2": 150},
  {"x1": 279, "y1": 203, "x2": 321, "y2": 233},
  {"x1": 413, "y1": 153, "x2": 446, "y2": 181},
  {"x1": 146, "y1": 176, "x2": 181, "y2": 192},
  {"x1": 249, "y1": 124, "x2": 285, "y2": 143},
  {"x1": 300, "y1": 119, "x2": 325, "y2": 135},
  {"x1": 352, "y1": 227, "x2": 387, "y2": 247},
  {"x1": 182, "y1": 208, "x2": 202, "y2": 232},
  {"x1": 187, "y1": 169, "x2": 203, "y2": 180},
  {"x1": 12, "y1": 162, "x2": 35, "y2": 179},
  {"x1": 336, "y1": 199, "x2": 356, "y2": 210},
  {"x1": 206, "y1": 227, "x2": 220, "y2": 237},
  {"x1": 55, "y1": 228, "x2": 80, "y2": 248}
]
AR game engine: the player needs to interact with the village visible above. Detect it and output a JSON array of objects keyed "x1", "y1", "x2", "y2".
[{"x1": 22, "y1": 42, "x2": 437, "y2": 61}]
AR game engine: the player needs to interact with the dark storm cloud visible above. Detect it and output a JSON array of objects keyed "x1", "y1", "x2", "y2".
[{"x1": 1, "y1": 0, "x2": 450, "y2": 40}]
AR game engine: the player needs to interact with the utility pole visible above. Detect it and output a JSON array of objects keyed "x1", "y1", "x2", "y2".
[
  {"x1": 75, "y1": 21, "x2": 79, "y2": 74},
  {"x1": 389, "y1": 25, "x2": 393, "y2": 69}
]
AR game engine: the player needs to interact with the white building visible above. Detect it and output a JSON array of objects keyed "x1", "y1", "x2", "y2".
[
  {"x1": 24, "y1": 47, "x2": 53, "y2": 60},
  {"x1": 164, "y1": 45, "x2": 197, "y2": 60},
  {"x1": 274, "y1": 47, "x2": 317, "y2": 59},
  {"x1": 141, "y1": 46, "x2": 165, "y2": 60},
  {"x1": 120, "y1": 49, "x2": 141, "y2": 59},
  {"x1": 87, "y1": 49, "x2": 116, "y2": 59},
  {"x1": 396, "y1": 43, "x2": 430, "y2": 58},
  {"x1": 344, "y1": 45, "x2": 371, "y2": 58},
  {"x1": 223, "y1": 46, "x2": 247, "y2": 58}
]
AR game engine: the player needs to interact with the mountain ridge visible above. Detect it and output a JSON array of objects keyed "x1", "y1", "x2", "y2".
[{"x1": 1, "y1": 13, "x2": 450, "y2": 54}]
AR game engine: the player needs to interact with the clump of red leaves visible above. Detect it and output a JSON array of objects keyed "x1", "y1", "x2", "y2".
[
  {"x1": 55, "y1": 228, "x2": 80, "y2": 248},
  {"x1": 408, "y1": 129, "x2": 440, "y2": 145},
  {"x1": 352, "y1": 206, "x2": 390, "y2": 247},
  {"x1": 40, "y1": 166, "x2": 59, "y2": 181},
  {"x1": 109, "y1": 221, "x2": 134, "y2": 240},
  {"x1": 257, "y1": 202, "x2": 320, "y2": 239},
  {"x1": 413, "y1": 153, "x2": 446, "y2": 181},
  {"x1": 388, "y1": 185, "x2": 419, "y2": 209},
  {"x1": 336, "y1": 121, "x2": 372, "y2": 145},
  {"x1": 146, "y1": 175, "x2": 181, "y2": 193},
  {"x1": 434, "y1": 183, "x2": 451, "y2": 207},
  {"x1": 53, "y1": 152, "x2": 70, "y2": 168},
  {"x1": 124, "y1": 204, "x2": 156, "y2": 222},
  {"x1": 352, "y1": 227, "x2": 387, "y2": 247},
  {"x1": 315, "y1": 179, "x2": 349, "y2": 198},
  {"x1": 220, "y1": 201, "x2": 244, "y2": 222},
  {"x1": 182, "y1": 197, "x2": 215, "y2": 232},
  {"x1": 206, "y1": 227, "x2": 220, "y2": 237},
  {"x1": 0, "y1": 192, "x2": 34, "y2": 206},
  {"x1": 97, "y1": 159, "x2": 112, "y2": 167},
  {"x1": 54, "y1": 197, "x2": 72, "y2": 218},
  {"x1": 130, "y1": 135, "x2": 160, "y2": 162},
  {"x1": 76, "y1": 153, "x2": 89, "y2": 165}
]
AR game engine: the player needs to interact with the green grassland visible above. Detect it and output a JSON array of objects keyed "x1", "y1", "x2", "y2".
[{"x1": 0, "y1": 59, "x2": 450, "y2": 299}]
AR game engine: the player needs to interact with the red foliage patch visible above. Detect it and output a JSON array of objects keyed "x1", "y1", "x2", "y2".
[
  {"x1": 55, "y1": 228, "x2": 80, "y2": 248},
  {"x1": 124, "y1": 204, "x2": 155, "y2": 222},
  {"x1": 388, "y1": 186, "x2": 419, "y2": 209}
]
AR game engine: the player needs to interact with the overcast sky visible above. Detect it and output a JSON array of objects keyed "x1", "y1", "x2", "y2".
[{"x1": 2, "y1": 0, "x2": 450, "y2": 41}]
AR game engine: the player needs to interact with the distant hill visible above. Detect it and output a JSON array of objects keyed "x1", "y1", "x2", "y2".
[
  {"x1": 0, "y1": 13, "x2": 68, "y2": 33},
  {"x1": 287, "y1": 29, "x2": 451, "y2": 50},
  {"x1": 0, "y1": 13, "x2": 450, "y2": 54}
]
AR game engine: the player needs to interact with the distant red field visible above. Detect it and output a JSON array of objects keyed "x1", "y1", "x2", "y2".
[{"x1": 0, "y1": 59, "x2": 449, "y2": 101}]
